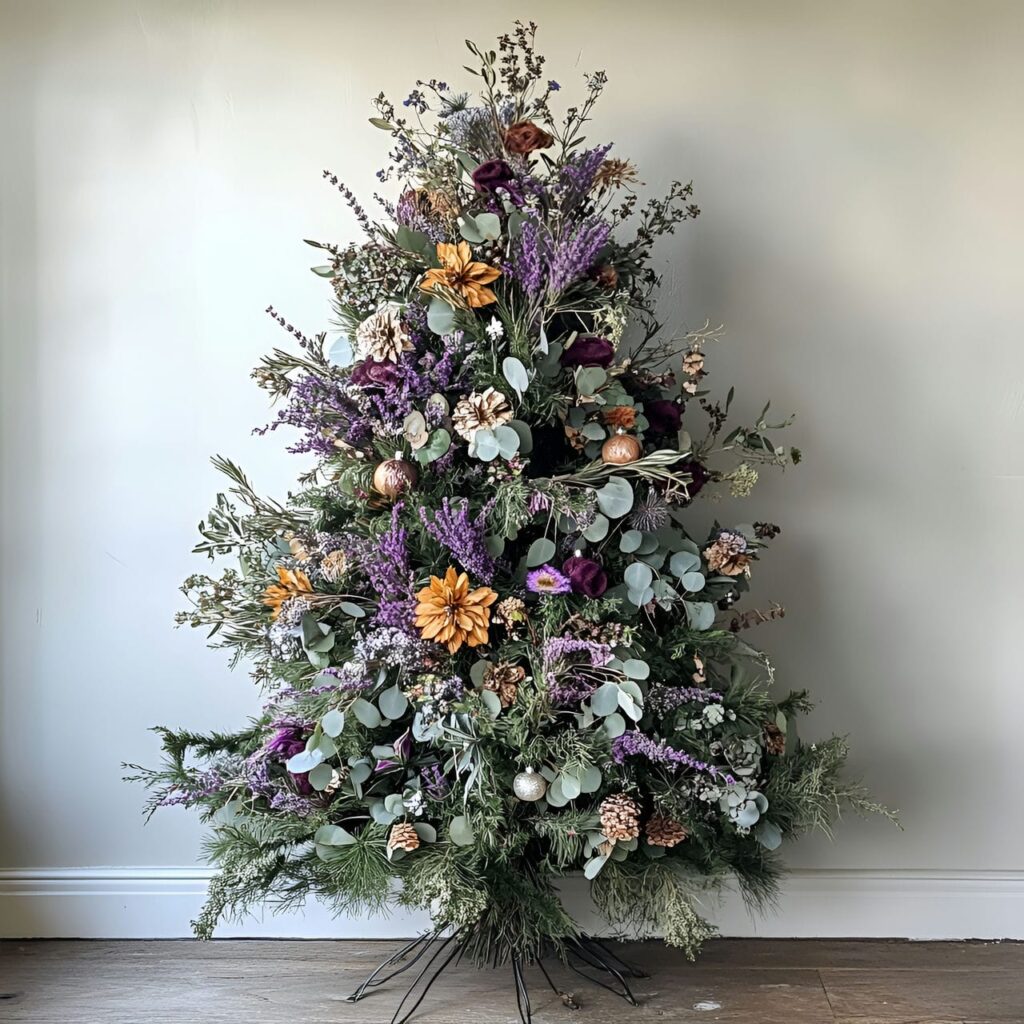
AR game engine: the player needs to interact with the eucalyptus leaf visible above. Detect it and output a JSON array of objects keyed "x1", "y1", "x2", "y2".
[
  {"x1": 670, "y1": 550, "x2": 701, "y2": 577},
  {"x1": 308, "y1": 763, "x2": 336, "y2": 791},
  {"x1": 507, "y1": 419, "x2": 533, "y2": 455},
  {"x1": 378, "y1": 684, "x2": 408, "y2": 720},
  {"x1": 680, "y1": 571, "x2": 706, "y2": 592},
  {"x1": 321, "y1": 708, "x2": 345, "y2": 738},
  {"x1": 315, "y1": 824, "x2": 356, "y2": 846},
  {"x1": 684, "y1": 601, "x2": 716, "y2": 630},
  {"x1": 475, "y1": 212, "x2": 501, "y2": 240},
  {"x1": 590, "y1": 682, "x2": 621, "y2": 717},
  {"x1": 580, "y1": 765, "x2": 602, "y2": 794},
  {"x1": 284, "y1": 749, "x2": 323, "y2": 774},
  {"x1": 493, "y1": 424, "x2": 521, "y2": 458},
  {"x1": 449, "y1": 815, "x2": 475, "y2": 846},
  {"x1": 620, "y1": 530, "x2": 643, "y2": 553},
  {"x1": 583, "y1": 514, "x2": 610, "y2": 542},
  {"x1": 603, "y1": 713, "x2": 627, "y2": 738},
  {"x1": 351, "y1": 698, "x2": 382, "y2": 729},
  {"x1": 596, "y1": 478, "x2": 634, "y2": 519},
  {"x1": 413, "y1": 428, "x2": 452, "y2": 465},
  {"x1": 559, "y1": 773, "x2": 582, "y2": 800},
  {"x1": 623, "y1": 562, "x2": 653, "y2": 591},
  {"x1": 621, "y1": 659, "x2": 650, "y2": 680},
  {"x1": 526, "y1": 537, "x2": 556, "y2": 566},
  {"x1": 413, "y1": 822, "x2": 438, "y2": 843},
  {"x1": 471, "y1": 428, "x2": 500, "y2": 462},
  {"x1": 427, "y1": 296, "x2": 455, "y2": 335},
  {"x1": 502, "y1": 356, "x2": 529, "y2": 398},
  {"x1": 584, "y1": 855, "x2": 609, "y2": 879}
]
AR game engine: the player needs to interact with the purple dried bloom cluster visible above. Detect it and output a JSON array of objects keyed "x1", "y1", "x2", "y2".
[
  {"x1": 542, "y1": 635, "x2": 613, "y2": 707},
  {"x1": 510, "y1": 212, "x2": 610, "y2": 298},
  {"x1": 419, "y1": 498, "x2": 497, "y2": 583},
  {"x1": 257, "y1": 373, "x2": 364, "y2": 455},
  {"x1": 368, "y1": 504, "x2": 416, "y2": 631},
  {"x1": 558, "y1": 144, "x2": 613, "y2": 208},
  {"x1": 156, "y1": 767, "x2": 225, "y2": 808},
  {"x1": 645, "y1": 684, "x2": 725, "y2": 715},
  {"x1": 510, "y1": 216, "x2": 545, "y2": 297},
  {"x1": 612, "y1": 731, "x2": 735, "y2": 783},
  {"x1": 420, "y1": 763, "x2": 450, "y2": 800}
]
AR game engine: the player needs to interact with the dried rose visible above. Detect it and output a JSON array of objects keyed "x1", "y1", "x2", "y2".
[
  {"x1": 560, "y1": 336, "x2": 616, "y2": 369},
  {"x1": 471, "y1": 159, "x2": 516, "y2": 194},
  {"x1": 644, "y1": 398, "x2": 682, "y2": 435},
  {"x1": 562, "y1": 555, "x2": 609, "y2": 598},
  {"x1": 504, "y1": 120, "x2": 554, "y2": 154}
]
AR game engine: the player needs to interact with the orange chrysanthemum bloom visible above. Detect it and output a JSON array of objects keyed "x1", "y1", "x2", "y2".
[
  {"x1": 419, "y1": 242, "x2": 501, "y2": 308},
  {"x1": 413, "y1": 567, "x2": 498, "y2": 654},
  {"x1": 262, "y1": 566, "x2": 312, "y2": 620}
]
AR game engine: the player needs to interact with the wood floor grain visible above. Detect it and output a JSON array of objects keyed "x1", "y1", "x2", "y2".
[{"x1": 0, "y1": 939, "x2": 1021, "y2": 1024}]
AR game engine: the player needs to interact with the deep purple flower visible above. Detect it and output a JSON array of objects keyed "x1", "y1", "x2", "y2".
[
  {"x1": 350, "y1": 358, "x2": 402, "y2": 389},
  {"x1": 526, "y1": 564, "x2": 572, "y2": 596},
  {"x1": 562, "y1": 555, "x2": 608, "y2": 598},
  {"x1": 265, "y1": 725, "x2": 314, "y2": 794},
  {"x1": 472, "y1": 159, "x2": 516, "y2": 194},
  {"x1": 560, "y1": 336, "x2": 616, "y2": 369},
  {"x1": 645, "y1": 398, "x2": 682, "y2": 435}
]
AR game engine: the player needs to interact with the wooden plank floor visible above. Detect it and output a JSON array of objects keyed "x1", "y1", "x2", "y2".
[{"x1": 1, "y1": 939, "x2": 1022, "y2": 1023}]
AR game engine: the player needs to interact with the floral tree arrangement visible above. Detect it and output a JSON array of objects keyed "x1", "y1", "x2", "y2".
[{"x1": 129, "y1": 23, "x2": 888, "y2": 1021}]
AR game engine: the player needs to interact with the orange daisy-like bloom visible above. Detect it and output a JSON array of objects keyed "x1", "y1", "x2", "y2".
[
  {"x1": 413, "y1": 567, "x2": 498, "y2": 654},
  {"x1": 603, "y1": 406, "x2": 637, "y2": 430},
  {"x1": 419, "y1": 242, "x2": 501, "y2": 308},
  {"x1": 262, "y1": 565, "x2": 312, "y2": 620}
]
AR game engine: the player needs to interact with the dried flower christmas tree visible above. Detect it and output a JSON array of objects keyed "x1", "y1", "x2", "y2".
[{"x1": 128, "y1": 22, "x2": 890, "y2": 1022}]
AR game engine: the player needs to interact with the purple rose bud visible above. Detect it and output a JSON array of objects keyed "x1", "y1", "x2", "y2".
[
  {"x1": 645, "y1": 398, "x2": 682, "y2": 435},
  {"x1": 265, "y1": 726, "x2": 314, "y2": 794},
  {"x1": 471, "y1": 159, "x2": 516, "y2": 194},
  {"x1": 350, "y1": 358, "x2": 402, "y2": 388},
  {"x1": 562, "y1": 555, "x2": 609, "y2": 598},
  {"x1": 560, "y1": 336, "x2": 616, "y2": 369}
]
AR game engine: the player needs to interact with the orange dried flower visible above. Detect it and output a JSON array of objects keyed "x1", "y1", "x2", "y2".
[
  {"x1": 262, "y1": 566, "x2": 312, "y2": 620},
  {"x1": 414, "y1": 567, "x2": 498, "y2": 654},
  {"x1": 603, "y1": 406, "x2": 637, "y2": 430},
  {"x1": 504, "y1": 120, "x2": 554, "y2": 154},
  {"x1": 420, "y1": 242, "x2": 501, "y2": 308}
]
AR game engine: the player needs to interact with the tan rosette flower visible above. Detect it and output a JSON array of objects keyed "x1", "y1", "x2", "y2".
[
  {"x1": 603, "y1": 406, "x2": 637, "y2": 430},
  {"x1": 414, "y1": 567, "x2": 498, "y2": 654},
  {"x1": 763, "y1": 723, "x2": 786, "y2": 756},
  {"x1": 452, "y1": 387, "x2": 513, "y2": 441},
  {"x1": 320, "y1": 549, "x2": 348, "y2": 583},
  {"x1": 355, "y1": 304, "x2": 413, "y2": 363},
  {"x1": 593, "y1": 158, "x2": 639, "y2": 191},
  {"x1": 493, "y1": 596, "x2": 527, "y2": 633},
  {"x1": 504, "y1": 120, "x2": 554, "y2": 154},
  {"x1": 482, "y1": 662, "x2": 525, "y2": 708},
  {"x1": 262, "y1": 566, "x2": 312, "y2": 620},
  {"x1": 600, "y1": 793, "x2": 641, "y2": 842},
  {"x1": 388, "y1": 822, "x2": 420, "y2": 852},
  {"x1": 645, "y1": 813, "x2": 688, "y2": 848},
  {"x1": 682, "y1": 349, "x2": 705, "y2": 376},
  {"x1": 420, "y1": 241, "x2": 501, "y2": 308},
  {"x1": 704, "y1": 532, "x2": 752, "y2": 577}
]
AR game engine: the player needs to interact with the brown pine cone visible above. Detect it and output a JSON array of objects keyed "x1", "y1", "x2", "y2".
[
  {"x1": 599, "y1": 793, "x2": 641, "y2": 842},
  {"x1": 482, "y1": 662, "x2": 525, "y2": 709},
  {"x1": 645, "y1": 813, "x2": 688, "y2": 848},
  {"x1": 388, "y1": 822, "x2": 420, "y2": 852},
  {"x1": 763, "y1": 723, "x2": 786, "y2": 756}
]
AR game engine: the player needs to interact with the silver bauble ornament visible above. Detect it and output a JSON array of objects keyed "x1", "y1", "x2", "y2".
[
  {"x1": 372, "y1": 453, "x2": 418, "y2": 500},
  {"x1": 512, "y1": 767, "x2": 547, "y2": 802},
  {"x1": 601, "y1": 429, "x2": 642, "y2": 466}
]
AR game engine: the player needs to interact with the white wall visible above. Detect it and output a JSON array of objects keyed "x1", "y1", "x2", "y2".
[{"x1": 2, "y1": 0, "x2": 1023, "y2": 938}]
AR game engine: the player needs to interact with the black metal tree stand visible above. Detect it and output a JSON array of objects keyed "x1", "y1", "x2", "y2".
[{"x1": 346, "y1": 928, "x2": 648, "y2": 1024}]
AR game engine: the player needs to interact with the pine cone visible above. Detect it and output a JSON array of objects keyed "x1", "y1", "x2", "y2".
[
  {"x1": 388, "y1": 822, "x2": 420, "y2": 852},
  {"x1": 599, "y1": 793, "x2": 641, "y2": 842},
  {"x1": 645, "y1": 813, "x2": 688, "y2": 848},
  {"x1": 483, "y1": 662, "x2": 525, "y2": 708},
  {"x1": 763, "y1": 723, "x2": 786, "y2": 756},
  {"x1": 452, "y1": 388, "x2": 513, "y2": 441}
]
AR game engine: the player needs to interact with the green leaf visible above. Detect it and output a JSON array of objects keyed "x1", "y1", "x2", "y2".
[
  {"x1": 624, "y1": 563, "x2": 653, "y2": 591},
  {"x1": 581, "y1": 422, "x2": 606, "y2": 441},
  {"x1": 560, "y1": 773, "x2": 582, "y2": 800},
  {"x1": 339, "y1": 602, "x2": 365, "y2": 618},
  {"x1": 352, "y1": 698, "x2": 382, "y2": 729},
  {"x1": 413, "y1": 823, "x2": 438, "y2": 843},
  {"x1": 475, "y1": 212, "x2": 501, "y2": 240},
  {"x1": 458, "y1": 214, "x2": 483, "y2": 243},
  {"x1": 316, "y1": 823, "x2": 356, "y2": 846},
  {"x1": 449, "y1": 815, "x2": 475, "y2": 846},
  {"x1": 285, "y1": 748, "x2": 322, "y2": 774},
  {"x1": 378, "y1": 684, "x2": 408, "y2": 720},
  {"x1": 502, "y1": 356, "x2": 530, "y2": 398},
  {"x1": 583, "y1": 514, "x2": 610, "y2": 542},
  {"x1": 308, "y1": 763, "x2": 336, "y2": 791},
  {"x1": 413, "y1": 428, "x2": 451, "y2": 465},
  {"x1": 310, "y1": 264, "x2": 334, "y2": 278},
  {"x1": 680, "y1": 571, "x2": 705, "y2": 592},
  {"x1": 684, "y1": 601, "x2": 716, "y2": 630},
  {"x1": 349, "y1": 761, "x2": 372, "y2": 785},
  {"x1": 479, "y1": 688, "x2": 502, "y2": 718},
  {"x1": 576, "y1": 367, "x2": 607, "y2": 396},
  {"x1": 621, "y1": 659, "x2": 650, "y2": 680},
  {"x1": 670, "y1": 551, "x2": 701, "y2": 577},
  {"x1": 507, "y1": 420, "x2": 533, "y2": 455},
  {"x1": 526, "y1": 537, "x2": 556, "y2": 566},
  {"x1": 395, "y1": 225, "x2": 431, "y2": 255},
  {"x1": 596, "y1": 478, "x2": 634, "y2": 519},
  {"x1": 427, "y1": 296, "x2": 455, "y2": 335},
  {"x1": 369, "y1": 117, "x2": 395, "y2": 131},
  {"x1": 321, "y1": 709, "x2": 345, "y2": 738},
  {"x1": 470, "y1": 428, "x2": 500, "y2": 462},
  {"x1": 493, "y1": 424, "x2": 521, "y2": 458},
  {"x1": 604, "y1": 713, "x2": 627, "y2": 738},
  {"x1": 755, "y1": 820, "x2": 783, "y2": 851},
  {"x1": 590, "y1": 682, "x2": 621, "y2": 717},
  {"x1": 580, "y1": 765, "x2": 602, "y2": 794},
  {"x1": 620, "y1": 530, "x2": 643, "y2": 553},
  {"x1": 584, "y1": 855, "x2": 609, "y2": 879}
]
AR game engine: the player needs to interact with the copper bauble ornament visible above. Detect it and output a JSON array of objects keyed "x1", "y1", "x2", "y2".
[
  {"x1": 372, "y1": 453, "x2": 418, "y2": 500},
  {"x1": 601, "y1": 429, "x2": 642, "y2": 466},
  {"x1": 512, "y1": 767, "x2": 547, "y2": 802}
]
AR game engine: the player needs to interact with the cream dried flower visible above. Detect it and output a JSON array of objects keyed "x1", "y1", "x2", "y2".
[
  {"x1": 355, "y1": 305, "x2": 413, "y2": 363},
  {"x1": 682, "y1": 350, "x2": 705, "y2": 376},
  {"x1": 704, "y1": 531, "x2": 752, "y2": 576},
  {"x1": 452, "y1": 387, "x2": 513, "y2": 441},
  {"x1": 320, "y1": 549, "x2": 348, "y2": 583}
]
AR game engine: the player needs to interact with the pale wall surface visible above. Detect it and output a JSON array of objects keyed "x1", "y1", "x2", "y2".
[{"x1": 2, "y1": 0, "x2": 1022, "y2": 937}]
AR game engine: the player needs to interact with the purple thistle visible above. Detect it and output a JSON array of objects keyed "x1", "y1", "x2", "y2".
[
  {"x1": 612, "y1": 731, "x2": 735, "y2": 784},
  {"x1": 419, "y1": 498, "x2": 497, "y2": 583}
]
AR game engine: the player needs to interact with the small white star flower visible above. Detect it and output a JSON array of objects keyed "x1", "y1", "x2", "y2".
[{"x1": 485, "y1": 317, "x2": 504, "y2": 341}]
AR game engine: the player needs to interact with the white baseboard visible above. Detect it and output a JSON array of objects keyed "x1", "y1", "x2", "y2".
[{"x1": 1, "y1": 867, "x2": 1021, "y2": 940}]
